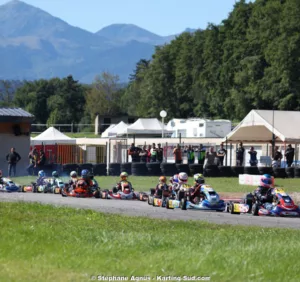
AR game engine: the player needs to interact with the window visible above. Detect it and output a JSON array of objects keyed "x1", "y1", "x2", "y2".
[{"x1": 199, "y1": 123, "x2": 204, "y2": 127}]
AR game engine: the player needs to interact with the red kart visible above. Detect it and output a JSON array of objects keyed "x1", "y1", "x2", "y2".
[
  {"x1": 61, "y1": 179, "x2": 100, "y2": 198},
  {"x1": 100, "y1": 181, "x2": 147, "y2": 200}
]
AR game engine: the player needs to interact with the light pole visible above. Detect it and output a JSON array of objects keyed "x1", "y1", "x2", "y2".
[{"x1": 160, "y1": 110, "x2": 167, "y2": 138}]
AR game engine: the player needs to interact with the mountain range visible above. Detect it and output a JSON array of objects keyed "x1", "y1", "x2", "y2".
[{"x1": 0, "y1": 0, "x2": 197, "y2": 83}]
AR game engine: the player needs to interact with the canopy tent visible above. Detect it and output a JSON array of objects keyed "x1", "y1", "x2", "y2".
[
  {"x1": 117, "y1": 118, "x2": 173, "y2": 136},
  {"x1": 224, "y1": 110, "x2": 300, "y2": 143},
  {"x1": 31, "y1": 127, "x2": 76, "y2": 145},
  {"x1": 101, "y1": 121, "x2": 128, "y2": 137}
]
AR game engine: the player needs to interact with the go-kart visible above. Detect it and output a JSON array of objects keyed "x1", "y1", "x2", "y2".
[
  {"x1": 148, "y1": 185, "x2": 175, "y2": 207},
  {"x1": 62, "y1": 179, "x2": 101, "y2": 198},
  {"x1": 0, "y1": 178, "x2": 22, "y2": 192},
  {"x1": 166, "y1": 185, "x2": 226, "y2": 211},
  {"x1": 226, "y1": 187, "x2": 300, "y2": 216},
  {"x1": 30, "y1": 177, "x2": 66, "y2": 194},
  {"x1": 100, "y1": 181, "x2": 147, "y2": 200}
]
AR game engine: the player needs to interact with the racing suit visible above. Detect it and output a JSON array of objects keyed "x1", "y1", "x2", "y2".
[
  {"x1": 154, "y1": 183, "x2": 170, "y2": 198},
  {"x1": 115, "y1": 180, "x2": 133, "y2": 192},
  {"x1": 36, "y1": 176, "x2": 47, "y2": 186},
  {"x1": 254, "y1": 186, "x2": 273, "y2": 203},
  {"x1": 188, "y1": 183, "x2": 204, "y2": 203}
]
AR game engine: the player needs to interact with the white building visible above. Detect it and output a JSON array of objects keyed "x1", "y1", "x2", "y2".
[{"x1": 167, "y1": 118, "x2": 232, "y2": 138}]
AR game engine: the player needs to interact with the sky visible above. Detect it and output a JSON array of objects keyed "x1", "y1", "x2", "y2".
[{"x1": 0, "y1": 0, "x2": 251, "y2": 35}]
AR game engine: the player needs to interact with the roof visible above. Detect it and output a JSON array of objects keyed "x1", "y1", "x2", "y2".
[
  {"x1": 101, "y1": 121, "x2": 128, "y2": 137},
  {"x1": 224, "y1": 110, "x2": 300, "y2": 143},
  {"x1": 0, "y1": 107, "x2": 34, "y2": 122},
  {"x1": 0, "y1": 107, "x2": 34, "y2": 117},
  {"x1": 31, "y1": 127, "x2": 76, "y2": 144},
  {"x1": 117, "y1": 118, "x2": 173, "y2": 136}
]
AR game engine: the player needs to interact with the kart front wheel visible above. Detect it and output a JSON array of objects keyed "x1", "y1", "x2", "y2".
[
  {"x1": 251, "y1": 203, "x2": 259, "y2": 216},
  {"x1": 181, "y1": 198, "x2": 187, "y2": 210}
]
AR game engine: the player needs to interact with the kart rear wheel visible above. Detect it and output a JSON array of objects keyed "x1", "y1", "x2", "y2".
[
  {"x1": 252, "y1": 203, "x2": 259, "y2": 216},
  {"x1": 166, "y1": 198, "x2": 171, "y2": 209},
  {"x1": 148, "y1": 196, "x2": 152, "y2": 205},
  {"x1": 94, "y1": 190, "x2": 100, "y2": 198},
  {"x1": 181, "y1": 198, "x2": 187, "y2": 210}
]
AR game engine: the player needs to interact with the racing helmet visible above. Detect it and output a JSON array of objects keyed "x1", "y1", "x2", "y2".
[
  {"x1": 52, "y1": 171, "x2": 59, "y2": 178},
  {"x1": 120, "y1": 172, "x2": 128, "y2": 181},
  {"x1": 260, "y1": 174, "x2": 272, "y2": 188},
  {"x1": 81, "y1": 169, "x2": 89, "y2": 179},
  {"x1": 38, "y1": 170, "x2": 45, "y2": 177},
  {"x1": 173, "y1": 174, "x2": 179, "y2": 183},
  {"x1": 178, "y1": 172, "x2": 188, "y2": 183},
  {"x1": 194, "y1": 173, "x2": 205, "y2": 184},
  {"x1": 70, "y1": 171, "x2": 77, "y2": 178},
  {"x1": 159, "y1": 176, "x2": 166, "y2": 184}
]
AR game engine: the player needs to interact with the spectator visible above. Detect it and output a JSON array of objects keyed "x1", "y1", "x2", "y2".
[
  {"x1": 173, "y1": 144, "x2": 182, "y2": 164},
  {"x1": 6, "y1": 147, "x2": 21, "y2": 177},
  {"x1": 139, "y1": 146, "x2": 148, "y2": 163},
  {"x1": 27, "y1": 147, "x2": 38, "y2": 175},
  {"x1": 147, "y1": 145, "x2": 152, "y2": 162},
  {"x1": 37, "y1": 150, "x2": 46, "y2": 170},
  {"x1": 198, "y1": 144, "x2": 206, "y2": 165},
  {"x1": 185, "y1": 145, "x2": 195, "y2": 164},
  {"x1": 204, "y1": 147, "x2": 217, "y2": 168},
  {"x1": 248, "y1": 147, "x2": 258, "y2": 166},
  {"x1": 273, "y1": 146, "x2": 282, "y2": 168},
  {"x1": 128, "y1": 143, "x2": 141, "y2": 162},
  {"x1": 150, "y1": 143, "x2": 157, "y2": 162},
  {"x1": 236, "y1": 142, "x2": 245, "y2": 166},
  {"x1": 217, "y1": 143, "x2": 227, "y2": 166},
  {"x1": 285, "y1": 144, "x2": 294, "y2": 167},
  {"x1": 156, "y1": 143, "x2": 163, "y2": 163}
]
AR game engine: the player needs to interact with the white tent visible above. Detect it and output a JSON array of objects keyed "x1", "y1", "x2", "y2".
[
  {"x1": 101, "y1": 121, "x2": 128, "y2": 137},
  {"x1": 224, "y1": 110, "x2": 300, "y2": 143},
  {"x1": 31, "y1": 127, "x2": 76, "y2": 145},
  {"x1": 117, "y1": 118, "x2": 173, "y2": 136}
]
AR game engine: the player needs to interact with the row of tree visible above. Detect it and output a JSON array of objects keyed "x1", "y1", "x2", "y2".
[{"x1": 1, "y1": 0, "x2": 300, "y2": 124}]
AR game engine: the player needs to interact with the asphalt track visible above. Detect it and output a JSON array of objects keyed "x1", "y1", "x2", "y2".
[{"x1": 1, "y1": 193, "x2": 300, "y2": 229}]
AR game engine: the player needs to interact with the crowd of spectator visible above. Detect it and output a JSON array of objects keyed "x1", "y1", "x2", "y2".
[{"x1": 127, "y1": 142, "x2": 296, "y2": 168}]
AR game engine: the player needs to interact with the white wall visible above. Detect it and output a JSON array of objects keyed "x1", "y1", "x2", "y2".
[{"x1": 0, "y1": 134, "x2": 31, "y2": 176}]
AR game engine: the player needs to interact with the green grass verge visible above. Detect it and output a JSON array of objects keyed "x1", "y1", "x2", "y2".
[
  {"x1": 10, "y1": 176, "x2": 300, "y2": 193},
  {"x1": 0, "y1": 202, "x2": 300, "y2": 282}
]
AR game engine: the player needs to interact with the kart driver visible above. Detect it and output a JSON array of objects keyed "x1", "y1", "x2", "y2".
[
  {"x1": 81, "y1": 169, "x2": 94, "y2": 188},
  {"x1": 188, "y1": 173, "x2": 205, "y2": 203},
  {"x1": 36, "y1": 170, "x2": 47, "y2": 186},
  {"x1": 254, "y1": 174, "x2": 274, "y2": 203},
  {"x1": 68, "y1": 171, "x2": 78, "y2": 189},
  {"x1": 114, "y1": 172, "x2": 133, "y2": 192},
  {"x1": 154, "y1": 176, "x2": 170, "y2": 197}
]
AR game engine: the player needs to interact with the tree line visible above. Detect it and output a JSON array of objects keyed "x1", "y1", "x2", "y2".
[{"x1": 1, "y1": 0, "x2": 300, "y2": 125}]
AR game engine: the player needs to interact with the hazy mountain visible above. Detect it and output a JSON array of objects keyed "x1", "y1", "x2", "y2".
[{"x1": 0, "y1": 0, "x2": 197, "y2": 82}]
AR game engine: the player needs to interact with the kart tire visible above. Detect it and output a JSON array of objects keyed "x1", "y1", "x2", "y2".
[
  {"x1": 166, "y1": 198, "x2": 171, "y2": 209},
  {"x1": 244, "y1": 166, "x2": 259, "y2": 175},
  {"x1": 252, "y1": 203, "x2": 259, "y2": 216},
  {"x1": 94, "y1": 190, "x2": 100, "y2": 198},
  {"x1": 178, "y1": 191, "x2": 185, "y2": 201},
  {"x1": 93, "y1": 163, "x2": 107, "y2": 176},
  {"x1": 286, "y1": 167, "x2": 294, "y2": 178},
  {"x1": 181, "y1": 198, "x2": 187, "y2": 210},
  {"x1": 231, "y1": 166, "x2": 244, "y2": 177},
  {"x1": 228, "y1": 202, "x2": 240, "y2": 214},
  {"x1": 121, "y1": 162, "x2": 132, "y2": 175},
  {"x1": 32, "y1": 184, "x2": 37, "y2": 193},
  {"x1": 244, "y1": 193, "x2": 254, "y2": 212},
  {"x1": 176, "y1": 164, "x2": 190, "y2": 175},
  {"x1": 148, "y1": 196, "x2": 152, "y2": 205},
  {"x1": 189, "y1": 164, "x2": 203, "y2": 175}
]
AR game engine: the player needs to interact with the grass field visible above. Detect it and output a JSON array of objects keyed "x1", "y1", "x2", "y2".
[
  {"x1": 1, "y1": 202, "x2": 300, "y2": 282},
  {"x1": 10, "y1": 175, "x2": 300, "y2": 193}
]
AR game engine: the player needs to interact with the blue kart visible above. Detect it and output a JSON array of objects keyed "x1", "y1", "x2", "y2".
[
  {"x1": 0, "y1": 178, "x2": 21, "y2": 192},
  {"x1": 166, "y1": 185, "x2": 226, "y2": 211}
]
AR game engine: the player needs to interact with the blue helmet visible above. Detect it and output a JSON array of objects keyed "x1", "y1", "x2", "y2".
[
  {"x1": 173, "y1": 174, "x2": 179, "y2": 183},
  {"x1": 81, "y1": 169, "x2": 89, "y2": 179},
  {"x1": 38, "y1": 170, "x2": 45, "y2": 177},
  {"x1": 260, "y1": 174, "x2": 272, "y2": 188}
]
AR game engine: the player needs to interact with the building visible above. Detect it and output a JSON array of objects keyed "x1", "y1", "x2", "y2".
[
  {"x1": 0, "y1": 108, "x2": 35, "y2": 176},
  {"x1": 167, "y1": 118, "x2": 232, "y2": 138}
]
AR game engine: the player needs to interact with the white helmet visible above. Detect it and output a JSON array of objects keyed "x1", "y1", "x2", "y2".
[
  {"x1": 178, "y1": 172, "x2": 188, "y2": 183},
  {"x1": 70, "y1": 171, "x2": 77, "y2": 178}
]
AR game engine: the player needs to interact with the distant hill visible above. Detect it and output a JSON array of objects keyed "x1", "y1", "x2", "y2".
[{"x1": 0, "y1": 0, "x2": 197, "y2": 83}]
